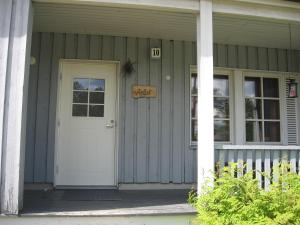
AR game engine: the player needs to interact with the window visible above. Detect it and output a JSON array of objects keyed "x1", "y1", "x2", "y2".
[
  {"x1": 190, "y1": 72, "x2": 231, "y2": 143},
  {"x1": 244, "y1": 77, "x2": 281, "y2": 142},
  {"x1": 72, "y1": 78, "x2": 105, "y2": 117}
]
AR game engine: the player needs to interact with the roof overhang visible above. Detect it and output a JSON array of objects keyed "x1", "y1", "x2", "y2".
[{"x1": 33, "y1": 0, "x2": 300, "y2": 23}]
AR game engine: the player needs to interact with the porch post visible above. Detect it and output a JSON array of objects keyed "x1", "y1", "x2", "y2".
[
  {"x1": 1, "y1": 0, "x2": 33, "y2": 214},
  {"x1": 196, "y1": 0, "x2": 214, "y2": 193}
]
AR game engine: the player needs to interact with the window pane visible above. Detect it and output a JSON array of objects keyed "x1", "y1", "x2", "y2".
[
  {"x1": 245, "y1": 77, "x2": 261, "y2": 97},
  {"x1": 73, "y1": 91, "x2": 88, "y2": 103},
  {"x1": 264, "y1": 100, "x2": 280, "y2": 119},
  {"x1": 246, "y1": 121, "x2": 263, "y2": 142},
  {"x1": 264, "y1": 122, "x2": 280, "y2": 142},
  {"x1": 191, "y1": 96, "x2": 197, "y2": 118},
  {"x1": 72, "y1": 104, "x2": 88, "y2": 117},
  {"x1": 214, "y1": 75, "x2": 229, "y2": 96},
  {"x1": 214, "y1": 97, "x2": 229, "y2": 118},
  {"x1": 73, "y1": 78, "x2": 89, "y2": 90},
  {"x1": 191, "y1": 73, "x2": 197, "y2": 94},
  {"x1": 89, "y1": 79, "x2": 105, "y2": 91},
  {"x1": 89, "y1": 105, "x2": 104, "y2": 117},
  {"x1": 245, "y1": 99, "x2": 262, "y2": 119},
  {"x1": 263, "y1": 78, "x2": 279, "y2": 98},
  {"x1": 90, "y1": 92, "x2": 104, "y2": 104},
  {"x1": 191, "y1": 119, "x2": 197, "y2": 142},
  {"x1": 214, "y1": 120, "x2": 230, "y2": 142}
]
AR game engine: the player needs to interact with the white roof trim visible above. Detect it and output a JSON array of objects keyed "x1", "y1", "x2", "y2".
[{"x1": 217, "y1": 145, "x2": 300, "y2": 150}]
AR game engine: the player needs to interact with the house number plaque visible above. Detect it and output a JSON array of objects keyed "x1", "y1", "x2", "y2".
[{"x1": 132, "y1": 85, "x2": 157, "y2": 98}]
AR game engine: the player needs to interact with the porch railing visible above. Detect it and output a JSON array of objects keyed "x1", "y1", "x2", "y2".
[{"x1": 215, "y1": 145, "x2": 300, "y2": 190}]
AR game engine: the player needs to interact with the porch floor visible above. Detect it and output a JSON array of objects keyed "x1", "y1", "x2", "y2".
[{"x1": 21, "y1": 189, "x2": 196, "y2": 217}]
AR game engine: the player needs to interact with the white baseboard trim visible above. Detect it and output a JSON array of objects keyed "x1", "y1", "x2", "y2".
[{"x1": 118, "y1": 183, "x2": 196, "y2": 190}]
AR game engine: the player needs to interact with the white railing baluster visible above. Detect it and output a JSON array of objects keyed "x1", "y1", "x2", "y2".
[
  {"x1": 237, "y1": 149, "x2": 243, "y2": 177},
  {"x1": 290, "y1": 150, "x2": 297, "y2": 173},
  {"x1": 264, "y1": 150, "x2": 271, "y2": 190},
  {"x1": 256, "y1": 150, "x2": 262, "y2": 188},
  {"x1": 273, "y1": 150, "x2": 280, "y2": 183},
  {"x1": 215, "y1": 146, "x2": 300, "y2": 188},
  {"x1": 246, "y1": 150, "x2": 253, "y2": 174},
  {"x1": 219, "y1": 149, "x2": 226, "y2": 169}
]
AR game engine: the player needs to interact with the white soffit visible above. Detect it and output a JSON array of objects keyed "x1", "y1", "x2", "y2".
[{"x1": 33, "y1": 3, "x2": 300, "y2": 49}]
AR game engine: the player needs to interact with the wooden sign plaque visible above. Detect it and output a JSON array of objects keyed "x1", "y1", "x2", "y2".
[{"x1": 132, "y1": 85, "x2": 157, "y2": 98}]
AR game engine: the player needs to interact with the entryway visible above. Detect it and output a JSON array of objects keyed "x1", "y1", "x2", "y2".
[{"x1": 54, "y1": 60, "x2": 118, "y2": 187}]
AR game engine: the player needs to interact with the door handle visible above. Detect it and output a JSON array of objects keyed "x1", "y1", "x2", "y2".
[{"x1": 105, "y1": 124, "x2": 114, "y2": 128}]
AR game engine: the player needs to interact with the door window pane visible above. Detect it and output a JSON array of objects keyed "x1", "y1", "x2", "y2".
[
  {"x1": 72, "y1": 104, "x2": 88, "y2": 117},
  {"x1": 245, "y1": 77, "x2": 261, "y2": 97},
  {"x1": 214, "y1": 120, "x2": 230, "y2": 142},
  {"x1": 246, "y1": 121, "x2": 263, "y2": 142},
  {"x1": 89, "y1": 105, "x2": 104, "y2": 117},
  {"x1": 264, "y1": 100, "x2": 280, "y2": 119},
  {"x1": 245, "y1": 99, "x2": 262, "y2": 119},
  {"x1": 263, "y1": 78, "x2": 279, "y2": 97},
  {"x1": 214, "y1": 75, "x2": 229, "y2": 96},
  {"x1": 72, "y1": 78, "x2": 105, "y2": 118},
  {"x1": 73, "y1": 91, "x2": 88, "y2": 103},
  {"x1": 214, "y1": 98, "x2": 229, "y2": 118},
  {"x1": 89, "y1": 79, "x2": 105, "y2": 91},
  {"x1": 264, "y1": 122, "x2": 280, "y2": 142},
  {"x1": 73, "y1": 79, "x2": 89, "y2": 90},
  {"x1": 90, "y1": 92, "x2": 104, "y2": 104}
]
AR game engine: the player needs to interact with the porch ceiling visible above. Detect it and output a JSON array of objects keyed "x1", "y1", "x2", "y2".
[{"x1": 33, "y1": 3, "x2": 300, "y2": 49}]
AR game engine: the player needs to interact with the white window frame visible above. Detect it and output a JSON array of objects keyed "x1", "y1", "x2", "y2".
[
  {"x1": 190, "y1": 66, "x2": 295, "y2": 146},
  {"x1": 241, "y1": 71, "x2": 285, "y2": 145},
  {"x1": 190, "y1": 66, "x2": 234, "y2": 145}
]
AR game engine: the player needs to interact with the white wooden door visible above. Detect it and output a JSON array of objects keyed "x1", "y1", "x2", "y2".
[{"x1": 55, "y1": 61, "x2": 117, "y2": 187}]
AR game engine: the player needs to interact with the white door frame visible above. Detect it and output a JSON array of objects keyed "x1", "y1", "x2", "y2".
[{"x1": 54, "y1": 59, "x2": 120, "y2": 188}]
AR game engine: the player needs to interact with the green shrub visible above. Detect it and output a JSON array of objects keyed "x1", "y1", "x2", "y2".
[{"x1": 189, "y1": 163, "x2": 300, "y2": 225}]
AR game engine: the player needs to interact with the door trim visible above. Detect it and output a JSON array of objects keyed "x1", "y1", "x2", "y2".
[{"x1": 54, "y1": 59, "x2": 120, "y2": 188}]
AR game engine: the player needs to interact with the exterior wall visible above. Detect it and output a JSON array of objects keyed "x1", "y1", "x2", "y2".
[{"x1": 24, "y1": 32, "x2": 300, "y2": 184}]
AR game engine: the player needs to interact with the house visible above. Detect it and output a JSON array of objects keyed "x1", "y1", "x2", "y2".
[{"x1": 1, "y1": 0, "x2": 300, "y2": 224}]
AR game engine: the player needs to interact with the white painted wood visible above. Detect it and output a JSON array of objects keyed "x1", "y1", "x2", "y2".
[
  {"x1": 221, "y1": 145, "x2": 300, "y2": 150},
  {"x1": 264, "y1": 150, "x2": 271, "y2": 190},
  {"x1": 246, "y1": 150, "x2": 253, "y2": 173},
  {"x1": 237, "y1": 150, "x2": 243, "y2": 177},
  {"x1": 213, "y1": 0, "x2": 300, "y2": 23},
  {"x1": 0, "y1": 0, "x2": 13, "y2": 196},
  {"x1": 32, "y1": 3, "x2": 300, "y2": 49},
  {"x1": 255, "y1": 150, "x2": 262, "y2": 188},
  {"x1": 55, "y1": 61, "x2": 117, "y2": 187},
  {"x1": 33, "y1": 0, "x2": 200, "y2": 13},
  {"x1": 0, "y1": 215, "x2": 196, "y2": 225},
  {"x1": 273, "y1": 150, "x2": 280, "y2": 183},
  {"x1": 233, "y1": 70, "x2": 245, "y2": 144},
  {"x1": 290, "y1": 150, "x2": 297, "y2": 173},
  {"x1": 1, "y1": 0, "x2": 32, "y2": 214},
  {"x1": 197, "y1": 0, "x2": 214, "y2": 192}
]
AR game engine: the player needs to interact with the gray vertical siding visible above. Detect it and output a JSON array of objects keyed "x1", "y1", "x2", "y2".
[{"x1": 25, "y1": 32, "x2": 300, "y2": 184}]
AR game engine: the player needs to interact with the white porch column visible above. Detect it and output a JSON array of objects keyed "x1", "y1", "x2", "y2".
[
  {"x1": 1, "y1": 0, "x2": 33, "y2": 214},
  {"x1": 197, "y1": 0, "x2": 214, "y2": 193},
  {"x1": 0, "y1": 1, "x2": 14, "y2": 192}
]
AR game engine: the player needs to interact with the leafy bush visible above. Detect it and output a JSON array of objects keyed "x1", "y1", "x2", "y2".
[{"x1": 189, "y1": 164, "x2": 300, "y2": 225}]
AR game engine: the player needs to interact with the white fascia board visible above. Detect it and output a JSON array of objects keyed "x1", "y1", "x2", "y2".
[
  {"x1": 233, "y1": 0, "x2": 300, "y2": 10},
  {"x1": 213, "y1": 0, "x2": 300, "y2": 24},
  {"x1": 32, "y1": 0, "x2": 200, "y2": 13}
]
